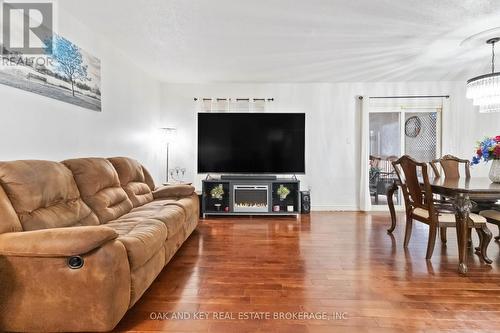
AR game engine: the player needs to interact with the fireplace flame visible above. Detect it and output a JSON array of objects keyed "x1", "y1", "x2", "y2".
[{"x1": 234, "y1": 203, "x2": 268, "y2": 208}]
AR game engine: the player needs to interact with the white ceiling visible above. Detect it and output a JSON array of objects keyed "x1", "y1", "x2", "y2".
[{"x1": 60, "y1": 0, "x2": 500, "y2": 83}]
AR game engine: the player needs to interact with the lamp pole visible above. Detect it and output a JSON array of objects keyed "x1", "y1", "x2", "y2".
[
  {"x1": 166, "y1": 141, "x2": 170, "y2": 183},
  {"x1": 160, "y1": 127, "x2": 177, "y2": 184}
]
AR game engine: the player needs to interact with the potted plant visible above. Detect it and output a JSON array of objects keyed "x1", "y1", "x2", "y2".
[
  {"x1": 210, "y1": 184, "x2": 224, "y2": 200},
  {"x1": 277, "y1": 184, "x2": 290, "y2": 201},
  {"x1": 471, "y1": 135, "x2": 500, "y2": 183}
]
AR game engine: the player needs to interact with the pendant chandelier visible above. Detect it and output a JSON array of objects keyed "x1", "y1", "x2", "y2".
[{"x1": 466, "y1": 37, "x2": 500, "y2": 113}]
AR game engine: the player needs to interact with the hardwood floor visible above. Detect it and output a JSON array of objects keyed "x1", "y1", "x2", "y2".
[{"x1": 115, "y1": 212, "x2": 500, "y2": 333}]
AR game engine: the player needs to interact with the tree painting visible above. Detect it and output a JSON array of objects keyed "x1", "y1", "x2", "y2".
[
  {"x1": 46, "y1": 35, "x2": 89, "y2": 96},
  {"x1": 1, "y1": 33, "x2": 101, "y2": 111}
]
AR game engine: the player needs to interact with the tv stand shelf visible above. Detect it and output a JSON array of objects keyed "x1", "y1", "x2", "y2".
[{"x1": 201, "y1": 177, "x2": 300, "y2": 217}]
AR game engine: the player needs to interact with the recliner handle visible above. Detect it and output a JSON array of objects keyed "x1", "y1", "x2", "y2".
[{"x1": 67, "y1": 256, "x2": 84, "y2": 269}]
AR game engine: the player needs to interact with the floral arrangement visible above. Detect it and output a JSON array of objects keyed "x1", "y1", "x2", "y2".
[
  {"x1": 472, "y1": 136, "x2": 500, "y2": 165},
  {"x1": 210, "y1": 184, "x2": 224, "y2": 200},
  {"x1": 277, "y1": 185, "x2": 290, "y2": 200}
]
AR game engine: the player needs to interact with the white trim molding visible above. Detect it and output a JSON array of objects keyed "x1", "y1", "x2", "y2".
[{"x1": 311, "y1": 205, "x2": 359, "y2": 212}]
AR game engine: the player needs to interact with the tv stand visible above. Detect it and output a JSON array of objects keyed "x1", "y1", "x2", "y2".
[
  {"x1": 201, "y1": 177, "x2": 300, "y2": 217},
  {"x1": 220, "y1": 175, "x2": 277, "y2": 180}
]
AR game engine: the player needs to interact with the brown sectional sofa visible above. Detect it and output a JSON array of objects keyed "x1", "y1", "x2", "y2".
[{"x1": 0, "y1": 157, "x2": 199, "y2": 332}]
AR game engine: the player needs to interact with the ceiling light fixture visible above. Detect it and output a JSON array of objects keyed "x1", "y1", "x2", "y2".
[{"x1": 466, "y1": 37, "x2": 500, "y2": 113}]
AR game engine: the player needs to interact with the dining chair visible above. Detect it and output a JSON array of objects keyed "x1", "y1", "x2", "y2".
[
  {"x1": 429, "y1": 155, "x2": 471, "y2": 244},
  {"x1": 370, "y1": 155, "x2": 399, "y2": 205},
  {"x1": 392, "y1": 155, "x2": 490, "y2": 260},
  {"x1": 430, "y1": 154, "x2": 471, "y2": 179},
  {"x1": 480, "y1": 208, "x2": 500, "y2": 241},
  {"x1": 369, "y1": 168, "x2": 380, "y2": 204}
]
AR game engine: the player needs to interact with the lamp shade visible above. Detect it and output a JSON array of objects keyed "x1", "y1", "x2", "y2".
[{"x1": 160, "y1": 127, "x2": 177, "y2": 143}]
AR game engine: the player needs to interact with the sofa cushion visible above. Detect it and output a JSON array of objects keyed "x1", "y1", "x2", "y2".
[
  {"x1": 105, "y1": 219, "x2": 166, "y2": 269},
  {"x1": 152, "y1": 195, "x2": 199, "y2": 224},
  {"x1": 0, "y1": 160, "x2": 99, "y2": 231},
  {"x1": 173, "y1": 195, "x2": 199, "y2": 223},
  {"x1": 118, "y1": 202, "x2": 186, "y2": 239},
  {"x1": 108, "y1": 157, "x2": 153, "y2": 208},
  {"x1": 63, "y1": 158, "x2": 133, "y2": 223}
]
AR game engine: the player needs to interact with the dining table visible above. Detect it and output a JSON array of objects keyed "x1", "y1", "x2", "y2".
[{"x1": 386, "y1": 177, "x2": 500, "y2": 275}]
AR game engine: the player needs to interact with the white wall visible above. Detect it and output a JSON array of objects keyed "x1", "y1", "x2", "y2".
[
  {"x1": 161, "y1": 82, "x2": 500, "y2": 210},
  {"x1": 0, "y1": 5, "x2": 166, "y2": 183}
]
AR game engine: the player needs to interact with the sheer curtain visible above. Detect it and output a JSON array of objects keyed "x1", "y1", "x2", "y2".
[
  {"x1": 196, "y1": 98, "x2": 273, "y2": 112},
  {"x1": 359, "y1": 96, "x2": 371, "y2": 211}
]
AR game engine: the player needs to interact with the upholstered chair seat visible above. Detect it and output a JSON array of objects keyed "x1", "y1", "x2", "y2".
[
  {"x1": 480, "y1": 210, "x2": 500, "y2": 241},
  {"x1": 413, "y1": 208, "x2": 487, "y2": 224}
]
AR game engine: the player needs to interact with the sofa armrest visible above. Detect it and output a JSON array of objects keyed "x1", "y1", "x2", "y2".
[
  {"x1": 153, "y1": 184, "x2": 195, "y2": 199},
  {"x1": 0, "y1": 226, "x2": 118, "y2": 257},
  {"x1": 0, "y1": 232, "x2": 130, "y2": 332}
]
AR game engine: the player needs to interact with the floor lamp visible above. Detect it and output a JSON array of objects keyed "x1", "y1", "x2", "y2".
[{"x1": 160, "y1": 127, "x2": 177, "y2": 184}]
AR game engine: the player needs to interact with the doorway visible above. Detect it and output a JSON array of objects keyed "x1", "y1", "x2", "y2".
[{"x1": 362, "y1": 97, "x2": 444, "y2": 211}]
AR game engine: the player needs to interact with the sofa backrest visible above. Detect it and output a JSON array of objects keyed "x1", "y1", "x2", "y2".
[
  {"x1": 0, "y1": 184, "x2": 22, "y2": 234},
  {"x1": 108, "y1": 157, "x2": 154, "y2": 208},
  {"x1": 0, "y1": 160, "x2": 99, "y2": 231},
  {"x1": 142, "y1": 163, "x2": 156, "y2": 191},
  {"x1": 63, "y1": 158, "x2": 133, "y2": 223}
]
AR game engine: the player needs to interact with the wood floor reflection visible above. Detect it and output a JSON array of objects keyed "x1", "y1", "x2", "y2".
[{"x1": 115, "y1": 212, "x2": 500, "y2": 332}]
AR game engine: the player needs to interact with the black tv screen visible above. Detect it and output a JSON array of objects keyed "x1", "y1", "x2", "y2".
[{"x1": 198, "y1": 113, "x2": 305, "y2": 174}]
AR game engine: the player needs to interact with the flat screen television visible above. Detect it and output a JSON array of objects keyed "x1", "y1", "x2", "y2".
[{"x1": 197, "y1": 113, "x2": 305, "y2": 174}]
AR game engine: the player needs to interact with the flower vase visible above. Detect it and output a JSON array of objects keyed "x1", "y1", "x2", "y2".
[{"x1": 490, "y1": 159, "x2": 500, "y2": 183}]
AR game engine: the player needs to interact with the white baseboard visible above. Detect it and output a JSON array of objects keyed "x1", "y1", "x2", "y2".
[
  {"x1": 311, "y1": 205, "x2": 359, "y2": 212},
  {"x1": 311, "y1": 205, "x2": 405, "y2": 212}
]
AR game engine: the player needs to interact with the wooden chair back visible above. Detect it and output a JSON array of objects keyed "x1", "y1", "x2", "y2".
[
  {"x1": 370, "y1": 155, "x2": 381, "y2": 168},
  {"x1": 392, "y1": 155, "x2": 435, "y2": 215},
  {"x1": 430, "y1": 155, "x2": 470, "y2": 178},
  {"x1": 378, "y1": 156, "x2": 398, "y2": 174}
]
